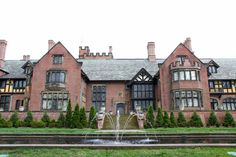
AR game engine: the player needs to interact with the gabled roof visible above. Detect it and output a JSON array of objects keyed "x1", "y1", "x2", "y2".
[
  {"x1": 35, "y1": 41, "x2": 82, "y2": 66},
  {"x1": 0, "y1": 68, "x2": 9, "y2": 74},
  {"x1": 0, "y1": 60, "x2": 27, "y2": 79},
  {"x1": 208, "y1": 58, "x2": 236, "y2": 80},
  {"x1": 208, "y1": 59, "x2": 220, "y2": 68},
  {"x1": 160, "y1": 43, "x2": 204, "y2": 66},
  {"x1": 128, "y1": 68, "x2": 153, "y2": 85},
  {"x1": 79, "y1": 59, "x2": 164, "y2": 81}
]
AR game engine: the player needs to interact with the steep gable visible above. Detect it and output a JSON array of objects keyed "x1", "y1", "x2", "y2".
[
  {"x1": 161, "y1": 43, "x2": 204, "y2": 67},
  {"x1": 35, "y1": 42, "x2": 81, "y2": 67}
]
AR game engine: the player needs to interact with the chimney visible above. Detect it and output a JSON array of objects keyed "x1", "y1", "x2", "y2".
[
  {"x1": 0, "y1": 40, "x2": 7, "y2": 68},
  {"x1": 147, "y1": 42, "x2": 156, "y2": 62},
  {"x1": 22, "y1": 55, "x2": 30, "y2": 61},
  {"x1": 48, "y1": 40, "x2": 55, "y2": 50},
  {"x1": 79, "y1": 46, "x2": 90, "y2": 58},
  {"x1": 109, "y1": 46, "x2": 112, "y2": 53},
  {"x1": 183, "y1": 37, "x2": 192, "y2": 52}
]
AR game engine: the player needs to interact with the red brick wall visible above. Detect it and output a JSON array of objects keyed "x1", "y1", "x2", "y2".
[
  {"x1": 159, "y1": 44, "x2": 210, "y2": 111},
  {"x1": 29, "y1": 43, "x2": 82, "y2": 111},
  {"x1": 1, "y1": 112, "x2": 61, "y2": 121},
  {"x1": 86, "y1": 81, "x2": 127, "y2": 113},
  {"x1": 11, "y1": 94, "x2": 25, "y2": 111}
]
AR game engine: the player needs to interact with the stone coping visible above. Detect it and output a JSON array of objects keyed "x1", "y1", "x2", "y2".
[
  {"x1": 96, "y1": 130, "x2": 145, "y2": 133},
  {"x1": 0, "y1": 143, "x2": 236, "y2": 149}
]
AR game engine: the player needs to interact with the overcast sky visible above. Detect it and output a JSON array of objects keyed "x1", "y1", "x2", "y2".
[{"x1": 0, "y1": 0, "x2": 236, "y2": 60}]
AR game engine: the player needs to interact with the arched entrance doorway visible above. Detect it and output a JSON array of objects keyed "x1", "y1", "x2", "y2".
[{"x1": 116, "y1": 103, "x2": 125, "y2": 115}]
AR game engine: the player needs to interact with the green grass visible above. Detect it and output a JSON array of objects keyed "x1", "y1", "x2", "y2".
[
  {"x1": 0, "y1": 127, "x2": 236, "y2": 134},
  {"x1": 143, "y1": 127, "x2": 236, "y2": 134},
  {"x1": 0, "y1": 147, "x2": 235, "y2": 157},
  {"x1": 0, "y1": 128, "x2": 97, "y2": 134}
]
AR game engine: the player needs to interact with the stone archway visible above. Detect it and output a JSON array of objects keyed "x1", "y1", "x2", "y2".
[{"x1": 116, "y1": 103, "x2": 125, "y2": 115}]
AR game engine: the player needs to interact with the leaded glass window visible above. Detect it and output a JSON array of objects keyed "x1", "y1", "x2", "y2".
[
  {"x1": 172, "y1": 70, "x2": 200, "y2": 81},
  {"x1": 173, "y1": 90, "x2": 201, "y2": 109},
  {"x1": 92, "y1": 85, "x2": 106, "y2": 111},
  {"x1": 46, "y1": 71, "x2": 66, "y2": 83},
  {"x1": 0, "y1": 96, "x2": 10, "y2": 111},
  {"x1": 41, "y1": 92, "x2": 68, "y2": 111},
  {"x1": 53, "y1": 55, "x2": 63, "y2": 64}
]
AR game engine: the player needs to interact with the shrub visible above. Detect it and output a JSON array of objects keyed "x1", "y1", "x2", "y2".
[
  {"x1": 41, "y1": 112, "x2": 50, "y2": 127},
  {"x1": 31, "y1": 121, "x2": 45, "y2": 128},
  {"x1": 72, "y1": 104, "x2": 81, "y2": 128},
  {"x1": 155, "y1": 108, "x2": 163, "y2": 127},
  {"x1": 16, "y1": 120, "x2": 25, "y2": 127},
  {"x1": 88, "y1": 106, "x2": 97, "y2": 129},
  {"x1": 65, "y1": 99, "x2": 73, "y2": 128},
  {"x1": 79, "y1": 107, "x2": 87, "y2": 128},
  {"x1": 223, "y1": 111, "x2": 235, "y2": 127},
  {"x1": 177, "y1": 112, "x2": 187, "y2": 127},
  {"x1": 0, "y1": 115, "x2": 13, "y2": 128},
  {"x1": 10, "y1": 112, "x2": 19, "y2": 127},
  {"x1": 189, "y1": 112, "x2": 203, "y2": 127},
  {"x1": 57, "y1": 112, "x2": 65, "y2": 128},
  {"x1": 49, "y1": 119, "x2": 56, "y2": 128},
  {"x1": 163, "y1": 111, "x2": 170, "y2": 127},
  {"x1": 24, "y1": 111, "x2": 33, "y2": 127},
  {"x1": 145, "y1": 105, "x2": 154, "y2": 128},
  {"x1": 170, "y1": 112, "x2": 177, "y2": 127},
  {"x1": 207, "y1": 111, "x2": 220, "y2": 127}
]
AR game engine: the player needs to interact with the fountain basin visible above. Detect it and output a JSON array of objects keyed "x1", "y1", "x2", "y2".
[{"x1": 0, "y1": 133, "x2": 236, "y2": 145}]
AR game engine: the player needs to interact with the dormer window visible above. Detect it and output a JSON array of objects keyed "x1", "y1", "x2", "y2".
[
  {"x1": 53, "y1": 55, "x2": 63, "y2": 64},
  {"x1": 208, "y1": 65, "x2": 217, "y2": 73},
  {"x1": 24, "y1": 67, "x2": 32, "y2": 74},
  {"x1": 176, "y1": 55, "x2": 187, "y2": 65}
]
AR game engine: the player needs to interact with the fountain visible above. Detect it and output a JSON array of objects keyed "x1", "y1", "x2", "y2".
[{"x1": 82, "y1": 110, "x2": 159, "y2": 145}]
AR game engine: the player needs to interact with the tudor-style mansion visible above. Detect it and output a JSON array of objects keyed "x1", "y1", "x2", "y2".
[{"x1": 0, "y1": 38, "x2": 236, "y2": 115}]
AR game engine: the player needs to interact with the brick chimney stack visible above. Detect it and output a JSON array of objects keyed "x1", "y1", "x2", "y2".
[
  {"x1": 147, "y1": 42, "x2": 156, "y2": 62},
  {"x1": 48, "y1": 40, "x2": 55, "y2": 50},
  {"x1": 0, "y1": 40, "x2": 7, "y2": 68},
  {"x1": 183, "y1": 37, "x2": 192, "y2": 52},
  {"x1": 22, "y1": 55, "x2": 30, "y2": 61},
  {"x1": 79, "y1": 46, "x2": 90, "y2": 58},
  {"x1": 109, "y1": 46, "x2": 112, "y2": 53}
]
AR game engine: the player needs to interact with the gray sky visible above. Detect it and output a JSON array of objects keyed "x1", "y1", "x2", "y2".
[{"x1": 0, "y1": 0, "x2": 236, "y2": 60}]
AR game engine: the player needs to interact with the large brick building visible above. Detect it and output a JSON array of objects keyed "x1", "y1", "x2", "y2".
[{"x1": 0, "y1": 38, "x2": 236, "y2": 117}]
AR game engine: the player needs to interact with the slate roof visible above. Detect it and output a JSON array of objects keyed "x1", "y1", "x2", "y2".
[
  {"x1": 0, "y1": 60, "x2": 26, "y2": 79},
  {"x1": 208, "y1": 58, "x2": 236, "y2": 80},
  {"x1": 79, "y1": 59, "x2": 164, "y2": 81},
  {"x1": 1, "y1": 58, "x2": 236, "y2": 81}
]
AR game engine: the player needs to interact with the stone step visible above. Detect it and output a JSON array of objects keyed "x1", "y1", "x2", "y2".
[{"x1": 102, "y1": 115, "x2": 139, "y2": 130}]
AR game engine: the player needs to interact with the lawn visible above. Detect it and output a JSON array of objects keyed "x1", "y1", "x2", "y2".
[
  {"x1": 0, "y1": 147, "x2": 235, "y2": 157},
  {"x1": 0, "y1": 127, "x2": 236, "y2": 134}
]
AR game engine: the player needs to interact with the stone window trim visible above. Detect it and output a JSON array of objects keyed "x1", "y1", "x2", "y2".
[
  {"x1": 222, "y1": 97, "x2": 236, "y2": 111},
  {"x1": 41, "y1": 91, "x2": 69, "y2": 111},
  {"x1": 92, "y1": 84, "x2": 106, "y2": 112},
  {"x1": 131, "y1": 83, "x2": 155, "y2": 111},
  {"x1": 15, "y1": 99, "x2": 24, "y2": 111},
  {"x1": 171, "y1": 69, "x2": 200, "y2": 81},
  {"x1": 46, "y1": 70, "x2": 67, "y2": 84},
  {"x1": 210, "y1": 98, "x2": 219, "y2": 110},
  {"x1": 0, "y1": 95, "x2": 10, "y2": 112},
  {"x1": 176, "y1": 55, "x2": 187, "y2": 65},
  {"x1": 52, "y1": 54, "x2": 64, "y2": 64},
  {"x1": 172, "y1": 89, "x2": 202, "y2": 110}
]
